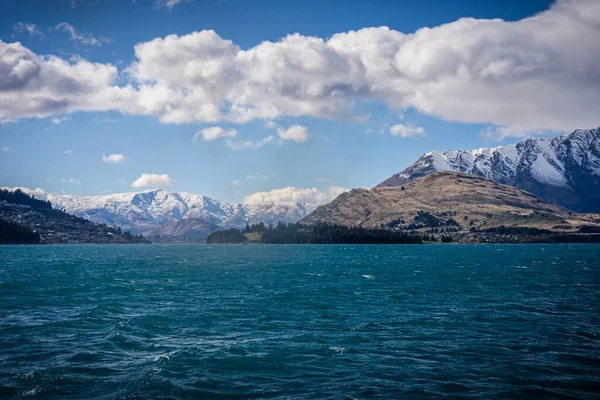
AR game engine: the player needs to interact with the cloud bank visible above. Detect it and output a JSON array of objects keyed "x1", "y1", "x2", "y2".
[
  {"x1": 244, "y1": 186, "x2": 348, "y2": 206},
  {"x1": 1, "y1": 0, "x2": 599, "y2": 132}
]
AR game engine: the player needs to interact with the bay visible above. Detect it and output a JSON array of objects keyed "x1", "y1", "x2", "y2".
[{"x1": 1, "y1": 244, "x2": 599, "y2": 399}]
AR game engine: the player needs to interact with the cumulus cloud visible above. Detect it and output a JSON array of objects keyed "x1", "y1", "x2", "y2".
[
  {"x1": 244, "y1": 185, "x2": 348, "y2": 206},
  {"x1": 194, "y1": 126, "x2": 237, "y2": 142},
  {"x1": 276, "y1": 125, "x2": 309, "y2": 142},
  {"x1": 389, "y1": 123, "x2": 426, "y2": 138},
  {"x1": 131, "y1": 173, "x2": 175, "y2": 188},
  {"x1": 0, "y1": 40, "x2": 133, "y2": 120},
  {"x1": 101, "y1": 153, "x2": 125, "y2": 163},
  {"x1": 64, "y1": 149, "x2": 73, "y2": 155},
  {"x1": 121, "y1": 0, "x2": 600, "y2": 130},
  {"x1": 1, "y1": 0, "x2": 600, "y2": 132},
  {"x1": 14, "y1": 22, "x2": 43, "y2": 37},
  {"x1": 225, "y1": 135, "x2": 274, "y2": 150},
  {"x1": 53, "y1": 22, "x2": 110, "y2": 46}
]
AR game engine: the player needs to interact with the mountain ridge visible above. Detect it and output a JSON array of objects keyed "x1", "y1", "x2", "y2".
[
  {"x1": 2, "y1": 187, "x2": 317, "y2": 239},
  {"x1": 377, "y1": 128, "x2": 600, "y2": 212},
  {"x1": 303, "y1": 171, "x2": 600, "y2": 232}
]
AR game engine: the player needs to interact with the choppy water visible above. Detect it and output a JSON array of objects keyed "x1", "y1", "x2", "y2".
[{"x1": 1, "y1": 244, "x2": 599, "y2": 399}]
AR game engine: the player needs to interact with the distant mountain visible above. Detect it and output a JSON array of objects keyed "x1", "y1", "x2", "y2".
[
  {"x1": 303, "y1": 172, "x2": 600, "y2": 231},
  {"x1": 4, "y1": 188, "x2": 316, "y2": 240},
  {"x1": 377, "y1": 128, "x2": 600, "y2": 212}
]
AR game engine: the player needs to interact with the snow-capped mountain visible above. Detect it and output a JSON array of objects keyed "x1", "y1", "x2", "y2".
[
  {"x1": 377, "y1": 128, "x2": 600, "y2": 212},
  {"x1": 3, "y1": 188, "x2": 316, "y2": 238}
]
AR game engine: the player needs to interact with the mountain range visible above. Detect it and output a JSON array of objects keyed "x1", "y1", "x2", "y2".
[
  {"x1": 4, "y1": 188, "x2": 316, "y2": 239},
  {"x1": 303, "y1": 171, "x2": 600, "y2": 234},
  {"x1": 5, "y1": 128, "x2": 599, "y2": 240},
  {"x1": 378, "y1": 128, "x2": 600, "y2": 212}
]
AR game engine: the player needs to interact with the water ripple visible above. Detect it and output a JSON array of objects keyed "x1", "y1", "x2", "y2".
[{"x1": 0, "y1": 243, "x2": 599, "y2": 399}]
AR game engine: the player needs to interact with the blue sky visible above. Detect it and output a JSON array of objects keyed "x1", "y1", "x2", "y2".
[{"x1": 1, "y1": 0, "x2": 599, "y2": 204}]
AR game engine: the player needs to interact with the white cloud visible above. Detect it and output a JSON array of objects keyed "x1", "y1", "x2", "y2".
[
  {"x1": 117, "y1": 178, "x2": 127, "y2": 185},
  {"x1": 276, "y1": 125, "x2": 309, "y2": 142},
  {"x1": 102, "y1": 153, "x2": 125, "y2": 163},
  {"x1": 14, "y1": 22, "x2": 43, "y2": 37},
  {"x1": 1, "y1": 0, "x2": 600, "y2": 132},
  {"x1": 131, "y1": 173, "x2": 175, "y2": 188},
  {"x1": 225, "y1": 135, "x2": 274, "y2": 150},
  {"x1": 154, "y1": 0, "x2": 190, "y2": 10},
  {"x1": 51, "y1": 116, "x2": 71, "y2": 125},
  {"x1": 194, "y1": 126, "x2": 237, "y2": 142},
  {"x1": 244, "y1": 185, "x2": 348, "y2": 206},
  {"x1": 1, "y1": 146, "x2": 11, "y2": 152},
  {"x1": 231, "y1": 179, "x2": 243, "y2": 186},
  {"x1": 121, "y1": 0, "x2": 600, "y2": 130},
  {"x1": 0, "y1": 40, "x2": 133, "y2": 120},
  {"x1": 64, "y1": 149, "x2": 73, "y2": 155},
  {"x1": 389, "y1": 123, "x2": 426, "y2": 138},
  {"x1": 53, "y1": 22, "x2": 110, "y2": 46}
]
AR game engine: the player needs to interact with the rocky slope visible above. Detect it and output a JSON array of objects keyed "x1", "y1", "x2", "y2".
[
  {"x1": 303, "y1": 172, "x2": 600, "y2": 232},
  {"x1": 4, "y1": 188, "x2": 316, "y2": 240},
  {"x1": 377, "y1": 128, "x2": 600, "y2": 212}
]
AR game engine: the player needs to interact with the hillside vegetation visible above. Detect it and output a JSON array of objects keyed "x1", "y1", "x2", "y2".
[
  {"x1": 206, "y1": 222, "x2": 424, "y2": 244},
  {"x1": 0, "y1": 191, "x2": 149, "y2": 244}
]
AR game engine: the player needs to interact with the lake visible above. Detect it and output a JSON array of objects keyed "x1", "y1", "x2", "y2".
[{"x1": 1, "y1": 244, "x2": 599, "y2": 399}]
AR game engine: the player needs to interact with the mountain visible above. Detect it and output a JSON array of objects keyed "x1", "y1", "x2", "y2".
[
  {"x1": 0, "y1": 190, "x2": 148, "y2": 244},
  {"x1": 303, "y1": 172, "x2": 600, "y2": 232},
  {"x1": 4, "y1": 188, "x2": 316, "y2": 240},
  {"x1": 377, "y1": 128, "x2": 600, "y2": 212}
]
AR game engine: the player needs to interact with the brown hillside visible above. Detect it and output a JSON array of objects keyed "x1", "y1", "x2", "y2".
[{"x1": 302, "y1": 172, "x2": 600, "y2": 231}]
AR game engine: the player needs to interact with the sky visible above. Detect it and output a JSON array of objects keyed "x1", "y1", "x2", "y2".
[{"x1": 1, "y1": 0, "x2": 599, "y2": 205}]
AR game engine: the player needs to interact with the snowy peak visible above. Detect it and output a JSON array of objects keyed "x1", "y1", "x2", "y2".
[
  {"x1": 2, "y1": 187, "x2": 316, "y2": 238},
  {"x1": 378, "y1": 128, "x2": 600, "y2": 212}
]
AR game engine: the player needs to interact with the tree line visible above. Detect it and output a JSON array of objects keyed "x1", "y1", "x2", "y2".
[
  {"x1": 0, "y1": 218, "x2": 40, "y2": 244},
  {"x1": 0, "y1": 189, "x2": 52, "y2": 209},
  {"x1": 207, "y1": 222, "x2": 424, "y2": 244}
]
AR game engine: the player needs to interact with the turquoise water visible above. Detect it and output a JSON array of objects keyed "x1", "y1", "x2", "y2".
[{"x1": 1, "y1": 244, "x2": 599, "y2": 399}]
